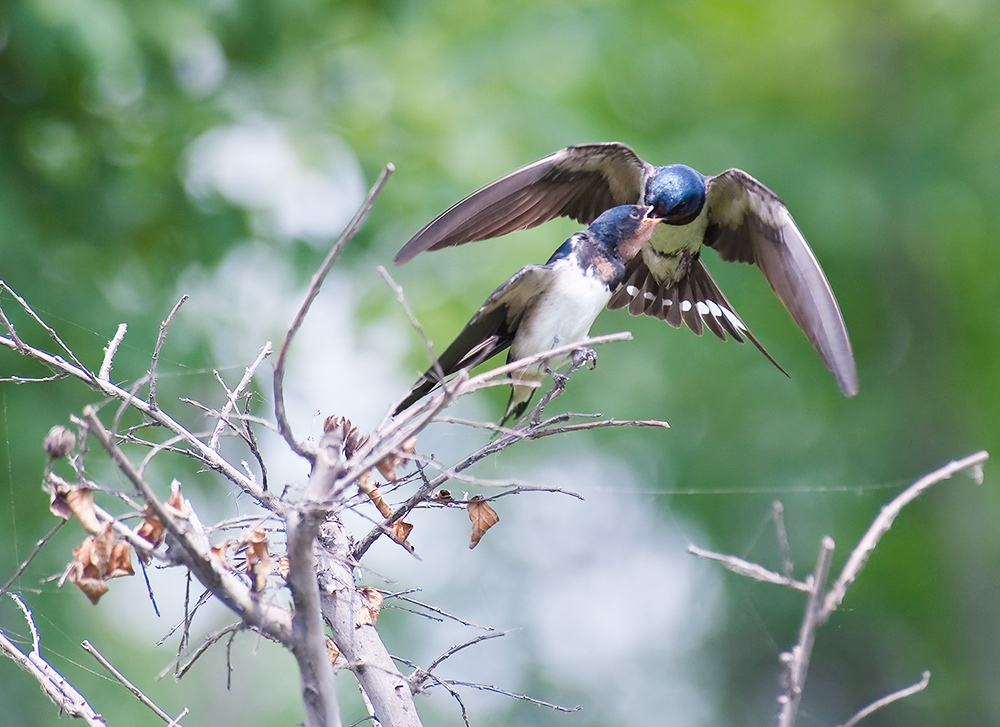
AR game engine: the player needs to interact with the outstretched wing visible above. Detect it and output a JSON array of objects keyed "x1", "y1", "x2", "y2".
[
  {"x1": 704, "y1": 169, "x2": 857, "y2": 396},
  {"x1": 394, "y1": 142, "x2": 650, "y2": 263},
  {"x1": 608, "y1": 256, "x2": 787, "y2": 376},
  {"x1": 394, "y1": 265, "x2": 552, "y2": 414}
]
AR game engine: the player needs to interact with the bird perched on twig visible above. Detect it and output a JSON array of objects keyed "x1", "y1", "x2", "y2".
[
  {"x1": 395, "y1": 204, "x2": 661, "y2": 423},
  {"x1": 395, "y1": 142, "x2": 857, "y2": 397}
]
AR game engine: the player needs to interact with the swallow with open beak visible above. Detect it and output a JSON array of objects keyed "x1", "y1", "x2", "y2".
[{"x1": 396, "y1": 204, "x2": 661, "y2": 423}]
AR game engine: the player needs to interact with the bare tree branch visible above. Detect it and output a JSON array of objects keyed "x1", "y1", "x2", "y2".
[
  {"x1": 687, "y1": 544, "x2": 810, "y2": 592},
  {"x1": 81, "y1": 640, "x2": 188, "y2": 726},
  {"x1": 148, "y1": 295, "x2": 189, "y2": 411},
  {"x1": 409, "y1": 631, "x2": 511, "y2": 693},
  {"x1": 836, "y1": 671, "x2": 931, "y2": 727},
  {"x1": 820, "y1": 450, "x2": 988, "y2": 621},
  {"x1": 778, "y1": 536, "x2": 835, "y2": 727},
  {"x1": 0, "y1": 520, "x2": 65, "y2": 598},
  {"x1": 691, "y1": 451, "x2": 989, "y2": 727},
  {"x1": 99, "y1": 323, "x2": 128, "y2": 382},
  {"x1": 285, "y1": 422, "x2": 348, "y2": 727},
  {"x1": 273, "y1": 164, "x2": 394, "y2": 461},
  {"x1": 317, "y1": 516, "x2": 421, "y2": 727},
  {"x1": 82, "y1": 406, "x2": 294, "y2": 645},
  {"x1": 0, "y1": 319, "x2": 284, "y2": 513},
  {"x1": 0, "y1": 594, "x2": 108, "y2": 726},
  {"x1": 1, "y1": 280, "x2": 95, "y2": 380},
  {"x1": 209, "y1": 341, "x2": 272, "y2": 451}
]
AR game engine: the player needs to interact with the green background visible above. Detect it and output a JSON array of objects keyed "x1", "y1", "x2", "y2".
[{"x1": 1, "y1": 1, "x2": 997, "y2": 725}]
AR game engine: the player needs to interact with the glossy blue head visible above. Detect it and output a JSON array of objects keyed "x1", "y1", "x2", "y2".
[{"x1": 646, "y1": 164, "x2": 707, "y2": 225}]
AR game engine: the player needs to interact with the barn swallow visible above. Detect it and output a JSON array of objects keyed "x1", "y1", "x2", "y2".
[
  {"x1": 395, "y1": 205, "x2": 661, "y2": 423},
  {"x1": 395, "y1": 142, "x2": 857, "y2": 396}
]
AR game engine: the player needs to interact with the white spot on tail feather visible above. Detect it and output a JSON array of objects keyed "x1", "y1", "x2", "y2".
[{"x1": 720, "y1": 305, "x2": 746, "y2": 331}]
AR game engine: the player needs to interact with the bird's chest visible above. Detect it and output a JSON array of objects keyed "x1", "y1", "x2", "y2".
[
  {"x1": 511, "y1": 268, "x2": 609, "y2": 363},
  {"x1": 642, "y1": 214, "x2": 709, "y2": 285}
]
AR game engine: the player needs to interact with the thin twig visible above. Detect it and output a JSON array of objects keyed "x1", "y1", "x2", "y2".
[
  {"x1": 148, "y1": 295, "x2": 189, "y2": 410},
  {"x1": 0, "y1": 373, "x2": 68, "y2": 384},
  {"x1": 82, "y1": 406, "x2": 293, "y2": 645},
  {"x1": 0, "y1": 291, "x2": 26, "y2": 350},
  {"x1": 687, "y1": 544, "x2": 810, "y2": 592},
  {"x1": 0, "y1": 520, "x2": 66, "y2": 597},
  {"x1": 100, "y1": 323, "x2": 128, "y2": 382},
  {"x1": 382, "y1": 591, "x2": 495, "y2": 631},
  {"x1": 156, "y1": 622, "x2": 245, "y2": 681},
  {"x1": 820, "y1": 450, "x2": 988, "y2": 621},
  {"x1": 0, "y1": 281, "x2": 94, "y2": 380},
  {"x1": 242, "y1": 395, "x2": 268, "y2": 491},
  {"x1": 82, "y1": 640, "x2": 187, "y2": 725},
  {"x1": 0, "y1": 593, "x2": 108, "y2": 726},
  {"x1": 377, "y1": 265, "x2": 443, "y2": 383},
  {"x1": 209, "y1": 342, "x2": 271, "y2": 450},
  {"x1": 441, "y1": 679, "x2": 581, "y2": 713},
  {"x1": 409, "y1": 631, "x2": 512, "y2": 692},
  {"x1": 836, "y1": 671, "x2": 931, "y2": 727},
  {"x1": 273, "y1": 164, "x2": 394, "y2": 461},
  {"x1": 1, "y1": 315, "x2": 284, "y2": 514},
  {"x1": 773, "y1": 500, "x2": 794, "y2": 578}
]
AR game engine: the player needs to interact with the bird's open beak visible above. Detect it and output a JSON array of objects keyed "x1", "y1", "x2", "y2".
[{"x1": 639, "y1": 205, "x2": 663, "y2": 232}]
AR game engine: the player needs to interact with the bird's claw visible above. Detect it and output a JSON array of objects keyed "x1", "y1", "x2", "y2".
[{"x1": 544, "y1": 366, "x2": 569, "y2": 388}]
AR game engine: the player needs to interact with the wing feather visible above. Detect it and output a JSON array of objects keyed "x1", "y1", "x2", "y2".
[
  {"x1": 608, "y1": 257, "x2": 788, "y2": 376},
  {"x1": 395, "y1": 143, "x2": 649, "y2": 263},
  {"x1": 705, "y1": 169, "x2": 857, "y2": 396},
  {"x1": 394, "y1": 266, "x2": 552, "y2": 413}
]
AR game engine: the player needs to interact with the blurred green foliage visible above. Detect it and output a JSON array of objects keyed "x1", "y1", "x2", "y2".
[{"x1": 2, "y1": 0, "x2": 998, "y2": 725}]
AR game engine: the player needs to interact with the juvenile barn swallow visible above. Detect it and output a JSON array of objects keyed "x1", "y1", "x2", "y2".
[
  {"x1": 395, "y1": 205, "x2": 661, "y2": 423},
  {"x1": 395, "y1": 142, "x2": 857, "y2": 396}
]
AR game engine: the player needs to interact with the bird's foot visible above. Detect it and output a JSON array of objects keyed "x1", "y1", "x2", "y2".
[{"x1": 543, "y1": 365, "x2": 569, "y2": 389}]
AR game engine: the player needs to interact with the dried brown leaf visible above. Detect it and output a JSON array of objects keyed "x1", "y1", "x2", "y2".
[
  {"x1": 67, "y1": 552, "x2": 108, "y2": 605},
  {"x1": 432, "y1": 489, "x2": 453, "y2": 503},
  {"x1": 389, "y1": 520, "x2": 414, "y2": 553},
  {"x1": 67, "y1": 488, "x2": 101, "y2": 533},
  {"x1": 359, "y1": 476, "x2": 393, "y2": 518},
  {"x1": 134, "y1": 506, "x2": 165, "y2": 562},
  {"x1": 467, "y1": 496, "x2": 500, "y2": 549},
  {"x1": 91, "y1": 523, "x2": 116, "y2": 573},
  {"x1": 375, "y1": 454, "x2": 400, "y2": 482},
  {"x1": 68, "y1": 525, "x2": 112, "y2": 603},
  {"x1": 66, "y1": 524, "x2": 133, "y2": 602},
  {"x1": 210, "y1": 539, "x2": 232, "y2": 568},
  {"x1": 48, "y1": 482, "x2": 101, "y2": 533},
  {"x1": 356, "y1": 587, "x2": 384, "y2": 627},
  {"x1": 106, "y1": 542, "x2": 134, "y2": 579},
  {"x1": 239, "y1": 526, "x2": 272, "y2": 592}
]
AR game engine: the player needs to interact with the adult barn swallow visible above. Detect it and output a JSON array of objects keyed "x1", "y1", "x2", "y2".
[
  {"x1": 395, "y1": 142, "x2": 857, "y2": 396},
  {"x1": 395, "y1": 205, "x2": 661, "y2": 423}
]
